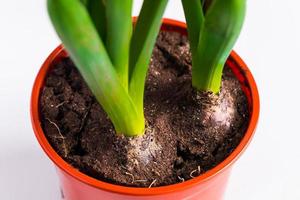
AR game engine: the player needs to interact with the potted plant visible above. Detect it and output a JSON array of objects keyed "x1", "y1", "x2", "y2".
[{"x1": 31, "y1": 0, "x2": 259, "y2": 199}]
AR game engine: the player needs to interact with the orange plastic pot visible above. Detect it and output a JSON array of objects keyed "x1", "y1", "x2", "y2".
[{"x1": 31, "y1": 19, "x2": 259, "y2": 200}]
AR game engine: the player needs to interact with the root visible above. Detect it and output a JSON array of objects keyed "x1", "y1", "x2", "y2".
[
  {"x1": 190, "y1": 166, "x2": 201, "y2": 178},
  {"x1": 178, "y1": 176, "x2": 185, "y2": 183},
  {"x1": 148, "y1": 179, "x2": 157, "y2": 188},
  {"x1": 46, "y1": 118, "x2": 68, "y2": 157},
  {"x1": 125, "y1": 172, "x2": 135, "y2": 183},
  {"x1": 55, "y1": 101, "x2": 67, "y2": 108},
  {"x1": 79, "y1": 106, "x2": 91, "y2": 132},
  {"x1": 123, "y1": 168, "x2": 147, "y2": 184}
]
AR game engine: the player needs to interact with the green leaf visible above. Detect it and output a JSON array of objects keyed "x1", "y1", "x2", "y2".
[
  {"x1": 86, "y1": 0, "x2": 107, "y2": 42},
  {"x1": 181, "y1": 0, "x2": 204, "y2": 54},
  {"x1": 129, "y1": 0, "x2": 168, "y2": 116},
  {"x1": 80, "y1": 0, "x2": 88, "y2": 5},
  {"x1": 191, "y1": 0, "x2": 246, "y2": 93},
  {"x1": 106, "y1": 0, "x2": 132, "y2": 89},
  {"x1": 47, "y1": 0, "x2": 144, "y2": 136},
  {"x1": 202, "y1": 0, "x2": 213, "y2": 13}
]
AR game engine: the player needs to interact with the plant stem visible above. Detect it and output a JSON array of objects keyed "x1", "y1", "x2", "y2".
[
  {"x1": 106, "y1": 0, "x2": 132, "y2": 89},
  {"x1": 86, "y1": 0, "x2": 107, "y2": 42},
  {"x1": 48, "y1": 0, "x2": 144, "y2": 136},
  {"x1": 192, "y1": 0, "x2": 246, "y2": 93},
  {"x1": 129, "y1": 0, "x2": 168, "y2": 116},
  {"x1": 181, "y1": 0, "x2": 204, "y2": 54}
]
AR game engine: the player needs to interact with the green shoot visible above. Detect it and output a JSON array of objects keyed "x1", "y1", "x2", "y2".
[
  {"x1": 106, "y1": 0, "x2": 132, "y2": 89},
  {"x1": 182, "y1": 0, "x2": 246, "y2": 93},
  {"x1": 129, "y1": 0, "x2": 168, "y2": 118},
  {"x1": 86, "y1": 0, "x2": 107, "y2": 41},
  {"x1": 181, "y1": 0, "x2": 204, "y2": 55},
  {"x1": 47, "y1": 0, "x2": 167, "y2": 137}
]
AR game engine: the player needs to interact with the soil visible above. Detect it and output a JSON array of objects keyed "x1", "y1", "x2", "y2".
[{"x1": 40, "y1": 31, "x2": 249, "y2": 187}]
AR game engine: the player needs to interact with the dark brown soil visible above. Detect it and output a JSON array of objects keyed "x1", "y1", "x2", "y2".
[{"x1": 40, "y1": 31, "x2": 249, "y2": 187}]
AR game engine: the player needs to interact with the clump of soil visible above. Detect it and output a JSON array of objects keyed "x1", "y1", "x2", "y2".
[{"x1": 40, "y1": 31, "x2": 249, "y2": 187}]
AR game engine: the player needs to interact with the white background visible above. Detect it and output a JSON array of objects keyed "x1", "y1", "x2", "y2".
[{"x1": 0, "y1": 0, "x2": 300, "y2": 199}]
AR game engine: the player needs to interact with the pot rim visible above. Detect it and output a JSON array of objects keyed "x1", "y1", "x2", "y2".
[{"x1": 31, "y1": 18, "x2": 259, "y2": 196}]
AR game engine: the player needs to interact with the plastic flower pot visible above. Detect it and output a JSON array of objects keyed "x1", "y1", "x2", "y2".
[{"x1": 31, "y1": 19, "x2": 259, "y2": 200}]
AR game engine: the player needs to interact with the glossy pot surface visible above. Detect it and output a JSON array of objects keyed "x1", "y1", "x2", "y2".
[{"x1": 31, "y1": 19, "x2": 259, "y2": 200}]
